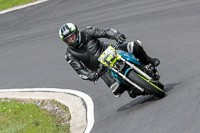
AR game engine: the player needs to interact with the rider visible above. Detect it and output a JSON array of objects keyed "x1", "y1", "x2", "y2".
[{"x1": 59, "y1": 23, "x2": 160, "y2": 98}]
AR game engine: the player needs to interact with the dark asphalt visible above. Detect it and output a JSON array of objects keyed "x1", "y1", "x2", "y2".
[{"x1": 1, "y1": 0, "x2": 200, "y2": 133}]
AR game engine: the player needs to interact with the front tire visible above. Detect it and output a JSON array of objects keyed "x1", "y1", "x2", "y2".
[{"x1": 127, "y1": 70, "x2": 165, "y2": 98}]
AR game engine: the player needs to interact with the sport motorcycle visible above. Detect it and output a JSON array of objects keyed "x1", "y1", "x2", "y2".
[{"x1": 96, "y1": 42, "x2": 165, "y2": 99}]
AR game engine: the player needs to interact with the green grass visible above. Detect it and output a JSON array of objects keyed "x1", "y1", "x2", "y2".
[
  {"x1": 0, "y1": 0, "x2": 37, "y2": 11},
  {"x1": 0, "y1": 99, "x2": 70, "y2": 133}
]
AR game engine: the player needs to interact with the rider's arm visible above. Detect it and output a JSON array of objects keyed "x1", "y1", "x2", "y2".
[
  {"x1": 65, "y1": 51, "x2": 97, "y2": 81},
  {"x1": 83, "y1": 26, "x2": 126, "y2": 43}
]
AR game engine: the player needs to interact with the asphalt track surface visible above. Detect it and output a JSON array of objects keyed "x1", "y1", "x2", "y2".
[{"x1": 1, "y1": 0, "x2": 200, "y2": 133}]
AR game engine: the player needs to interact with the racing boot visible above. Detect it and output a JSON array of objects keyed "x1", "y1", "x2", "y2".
[{"x1": 127, "y1": 40, "x2": 160, "y2": 66}]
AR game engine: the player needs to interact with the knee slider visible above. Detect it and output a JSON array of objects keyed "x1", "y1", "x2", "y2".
[
  {"x1": 127, "y1": 41, "x2": 134, "y2": 53},
  {"x1": 127, "y1": 40, "x2": 142, "y2": 54},
  {"x1": 110, "y1": 82, "x2": 120, "y2": 93}
]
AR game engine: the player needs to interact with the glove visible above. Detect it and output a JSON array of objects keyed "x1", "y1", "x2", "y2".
[
  {"x1": 116, "y1": 33, "x2": 126, "y2": 44},
  {"x1": 88, "y1": 72, "x2": 98, "y2": 81}
]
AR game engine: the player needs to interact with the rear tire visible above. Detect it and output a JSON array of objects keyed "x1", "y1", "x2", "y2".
[{"x1": 127, "y1": 70, "x2": 165, "y2": 98}]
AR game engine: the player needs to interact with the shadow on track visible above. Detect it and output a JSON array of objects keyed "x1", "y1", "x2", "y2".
[{"x1": 117, "y1": 82, "x2": 181, "y2": 112}]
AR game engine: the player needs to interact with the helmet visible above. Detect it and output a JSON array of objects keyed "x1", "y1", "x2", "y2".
[{"x1": 59, "y1": 23, "x2": 81, "y2": 48}]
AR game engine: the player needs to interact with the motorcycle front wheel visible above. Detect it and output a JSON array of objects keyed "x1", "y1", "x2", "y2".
[{"x1": 127, "y1": 70, "x2": 165, "y2": 99}]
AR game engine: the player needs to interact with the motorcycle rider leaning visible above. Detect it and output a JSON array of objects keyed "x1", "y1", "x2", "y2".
[{"x1": 59, "y1": 23, "x2": 160, "y2": 98}]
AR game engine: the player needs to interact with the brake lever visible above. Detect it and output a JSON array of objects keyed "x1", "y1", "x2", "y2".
[{"x1": 93, "y1": 73, "x2": 100, "y2": 85}]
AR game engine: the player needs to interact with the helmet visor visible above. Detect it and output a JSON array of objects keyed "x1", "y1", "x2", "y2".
[{"x1": 63, "y1": 31, "x2": 78, "y2": 45}]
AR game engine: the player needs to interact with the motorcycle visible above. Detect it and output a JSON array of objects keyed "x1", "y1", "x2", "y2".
[{"x1": 97, "y1": 42, "x2": 165, "y2": 99}]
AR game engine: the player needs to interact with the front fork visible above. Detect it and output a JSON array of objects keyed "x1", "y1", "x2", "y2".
[
  {"x1": 110, "y1": 67, "x2": 144, "y2": 92},
  {"x1": 110, "y1": 57, "x2": 153, "y2": 92},
  {"x1": 120, "y1": 57, "x2": 152, "y2": 81}
]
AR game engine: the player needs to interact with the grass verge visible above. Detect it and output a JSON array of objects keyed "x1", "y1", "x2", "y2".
[
  {"x1": 0, "y1": 98, "x2": 70, "y2": 133},
  {"x1": 0, "y1": 0, "x2": 37, "y2": 11}
]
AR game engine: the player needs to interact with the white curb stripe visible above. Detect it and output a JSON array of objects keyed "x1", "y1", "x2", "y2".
[
  {"x1": 0, "y1": 0, "x2": 49, "y2": 14},
  {"x1": 0, "y1": 88, "x2": 94, "y2": 133}
]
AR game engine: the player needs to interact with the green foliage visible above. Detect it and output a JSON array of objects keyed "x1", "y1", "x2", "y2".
[
  {"x1": 0, "y1": 99, "x2": 70, "y2": 133},
  {"x1": 0, "y1": 0, "x2": 36, "y2": 11}
]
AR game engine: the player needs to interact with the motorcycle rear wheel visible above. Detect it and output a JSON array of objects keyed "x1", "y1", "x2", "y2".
[{"x1": 127, "y1": 70, "x2": 165, "y2": 99}]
